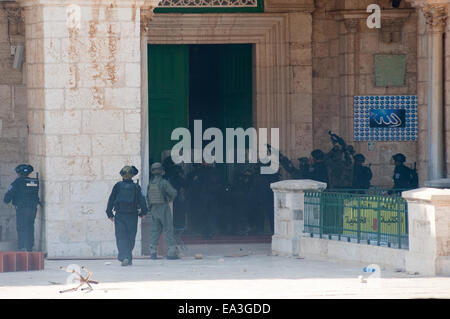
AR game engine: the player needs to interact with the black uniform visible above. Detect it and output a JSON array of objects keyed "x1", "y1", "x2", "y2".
[
  {"x1": 163, "y1": 163, "x2": 187, "y2": 229},
  {"x1": 393, "y1": 165, "x2": 415, "y2": 190},
  {"x1": 352, "y1": 164, "x2": 372, "y2": 189},
  {"x1": 309, "y1": 161, "x2": 329, "y2": 184},
  {"x1": 252, "y1": 168, "x2": 279, "y2": 234},
  {"x1": 3, "y1": 176, "x2": 40, "y2": 251},
  {"x1": 106, "y1": 180, "x2": 148, "y2": 264}
]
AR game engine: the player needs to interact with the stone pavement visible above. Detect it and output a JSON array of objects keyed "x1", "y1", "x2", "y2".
[{"x1": 0, "y1": 244, "x2": 449, "y2": 299}]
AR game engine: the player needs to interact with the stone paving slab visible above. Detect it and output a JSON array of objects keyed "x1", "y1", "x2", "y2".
[{"x1": 0, "y1": 245, "x2": 449, "y2": 299}]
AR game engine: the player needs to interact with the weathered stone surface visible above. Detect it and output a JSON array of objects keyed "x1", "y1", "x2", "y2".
[
  {"x1": 403, "y1": 188, "x2": 450, "y2": 276},
  {"x1": 271, "y1": 179, "x2": 327, "y2": 192}
]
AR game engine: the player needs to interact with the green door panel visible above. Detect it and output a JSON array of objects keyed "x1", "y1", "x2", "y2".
[
  {"x1": 148, "y1": 45, "x2": 189, "y2": 163},
  {"x1": 218, "y1": 44, "x2": 253, "y2": 131}
]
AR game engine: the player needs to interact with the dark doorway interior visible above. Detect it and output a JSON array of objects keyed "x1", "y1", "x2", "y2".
[{"x1": 148, "y1": 44, "x2": 275, "y2": 242}]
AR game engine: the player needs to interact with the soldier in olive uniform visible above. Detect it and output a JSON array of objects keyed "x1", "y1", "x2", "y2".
[
  {"x1": 3, "y1": 164, "x2": 40, "y2": 252},
  {"x1": 147, "y1": 162, "x2": 179, "y2": 260},
  {"x1": 106, "y1": 165, "x2": 148, "y2": 266}
]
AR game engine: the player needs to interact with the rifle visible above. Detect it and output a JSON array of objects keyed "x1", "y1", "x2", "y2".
[
  {"x1": 36, "y1": 172, "x2": 42, "y2": 208},
  {"x1": 328, "y1": 131, "x2": 354, "y2": 162},
  {"x1": 410, "y1": 162, "x2": 419, "y2": 188},
  {"x1": 267, "y1": 144, "x2": 297, "y2": 175},
  {"x1": 328, "y1": 131, "x2": 347, "y2": 150}
]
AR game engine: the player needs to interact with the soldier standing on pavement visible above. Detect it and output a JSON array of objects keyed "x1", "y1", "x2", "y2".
[
  {"x1": 147, "y1": 162, "x2": 179, "y2": 260},
  {"x1": 106, "y1": 165, "x2": 148, "y2": 266},
  {"x1": 3, "y1": 164, "x2": 40, "y2": 252}
]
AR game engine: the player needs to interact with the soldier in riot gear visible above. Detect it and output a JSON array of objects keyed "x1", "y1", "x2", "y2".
[
  {"x1": 252, "y1": 163, "x2": 280, "y2": 235},
  {"x1": 352, "y1": 154, "x2": 372, "y2": 190},
  {"x1": 297, "y1": 157, "x2": 310, "y2": 179},
  {"x1": 106, "y1": 165, "x2": 148, "y2": 266},
  {"x1": 162, "y1": 157, "x2": 187, "y2": 230},
  {"x1": 3, "y1": 164, "x2": 40, "y2": 252},
  {"x1": 147, "y1": 162, "x2": 179, "y2": 260},
  {"x1": 309, "y1": 150, "x2": 328, "y2": 184},
  {"x1": 392, "y1": 153, "x2": 418, "y2": 190},
  {"x1": 325, "y1": 131, "x2": 354, "y2": 189}
]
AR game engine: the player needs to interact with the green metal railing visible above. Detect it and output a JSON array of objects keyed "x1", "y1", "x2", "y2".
[{"x1": 304, "y1": 190, "x2": 409, "y2": 249}]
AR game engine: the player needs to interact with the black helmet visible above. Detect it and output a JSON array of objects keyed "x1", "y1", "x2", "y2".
[
  {"x1": 298, "y1": 157, "x2": 309, "y2": 166},
  {"x1": 354, "y1": 154, "x2": 366, "y2": 163},
  {"x1": 120, "y1": 165, "x2": 138, "y2": 178},
  {"x1": 311, "y1": 149, "x2": 325, "y2": 161},
  {"x1": 15, "y1": 164, "x2": 33, "y2": 176},
  {"x1": 392, "y1": 153, "x2": 406, "y2": 163}
]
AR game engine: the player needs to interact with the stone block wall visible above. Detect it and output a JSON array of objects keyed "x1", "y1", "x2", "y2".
[
  {"x1": 271, "y1": 179, "x2": 326, "y2": 256},
  {"x1": 0, "y1": 5, "x2": 28, "y2": 249},
  {"x1": 312, "y1": 0, "x2": 419, "y2": 187},
  {"x1": 288, "y1": 11, "x2": 314, "y2": 160},
  {"x1": 312, "y1": 0, "x2": 340, "y2": 152},
  {"x1": 403, "y1": 188, "x2": 450, "y2": 276},
  {"x1": 20, "y1": 2, "x2": 143, "y2": 257}
]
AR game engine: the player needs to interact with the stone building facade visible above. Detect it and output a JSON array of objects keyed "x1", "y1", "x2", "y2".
[{"x1": 0, "y1": 0, "x2": 448, "y2": 257}]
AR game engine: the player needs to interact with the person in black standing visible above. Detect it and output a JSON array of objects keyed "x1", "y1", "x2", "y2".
[
  {"x1": 252, "y1": 163, "x2": 280, "y2": 235},
  {"x1": 392, "y1": 153, "x2": 417, "y2": 191},
  {"x1": 352, "y1": 154, "x2": 372, "y2": 191},
  {"x1": 106, "y1": 166, "x2": 148, "y2": 266},
  {"x1": 3, "y1": 164, "x2": 40, "y2": 252},
  {"x1": 308, "y1": 149, "x2": 329, "y2": 185},
  {"x1": 162, "y1": 157, "x2": 187, "y2": 230}
]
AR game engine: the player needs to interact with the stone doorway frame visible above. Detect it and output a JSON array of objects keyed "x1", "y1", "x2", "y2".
[
  {"x1": 140, "y1": 13, "x2": 291, "y2": 189},
  {"x1": 139, "y1": 13, "x2": 291, "y2": 252}
]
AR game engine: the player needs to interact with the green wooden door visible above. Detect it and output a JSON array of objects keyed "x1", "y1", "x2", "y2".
[
  {"x1": 218, "y1": 44, "x2": 253, "y2": 132},
  {"x1": 148, "y1": 45, "x2": 189, "y2": 163},
  {"x1": 217, "y1": 44, "x2": 253, "y2": 180}
]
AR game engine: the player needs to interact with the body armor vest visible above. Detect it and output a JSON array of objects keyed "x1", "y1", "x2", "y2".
[{"x1": 148, "y1": 179, "x2": 166, "y2": 204}]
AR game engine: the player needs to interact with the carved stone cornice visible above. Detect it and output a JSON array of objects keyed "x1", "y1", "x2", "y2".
[
  {"x1": 2, "y1": 2, "x2": 24, "y2": 35},
  {"x1": 344, "y1": 18, "x2": 360, "y2": 33},
  {"x1": 422, "y1": 4, "x2": 448, "y2": 32},
  {"x1": 140, "y1": 0, "x2": 160, "y2": 33}
]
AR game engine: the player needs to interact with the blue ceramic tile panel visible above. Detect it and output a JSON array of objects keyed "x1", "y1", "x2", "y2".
[{"x1": 353, "y1": 95, "x2": 418, "y2": 142}]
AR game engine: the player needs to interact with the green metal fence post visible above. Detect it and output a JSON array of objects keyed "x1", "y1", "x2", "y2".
[
  {"x1": 377, "y1": 198, "x2": 381, "y2": 246},
  {"x1": 357, "y1": 196, "x2": 361, "y2": 244},
  {"x1": 397, "y1": 200, "x2": 402, "y2": 249},
  {"x1": 319, "y1": 193, "x2": 325, "y2": 239}
]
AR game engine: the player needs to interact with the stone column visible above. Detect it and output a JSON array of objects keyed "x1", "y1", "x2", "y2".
[
  {"x1": 335, "y1": 17, "x2": 360, "y2": 143},
  {"x1": 403, "y1": 187, "x2": 450, "y2": 276},
  {"x1": 17, "y1": 0, "x2": 157, "y2": 257},
  {"x1": 423, "y1": 5, "x2": 447, "y2": 180},
  {"x1": 271, "y1": 179, "x2": 327, "y2": 256}
]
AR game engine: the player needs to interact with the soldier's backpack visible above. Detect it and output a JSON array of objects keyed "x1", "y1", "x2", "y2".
[
  {"x1": 147, "y1": 179, "x2": 166, "y2": 204},
  {"x1": 115, "y1": 182, "x2": 138, "y2": 211}
]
